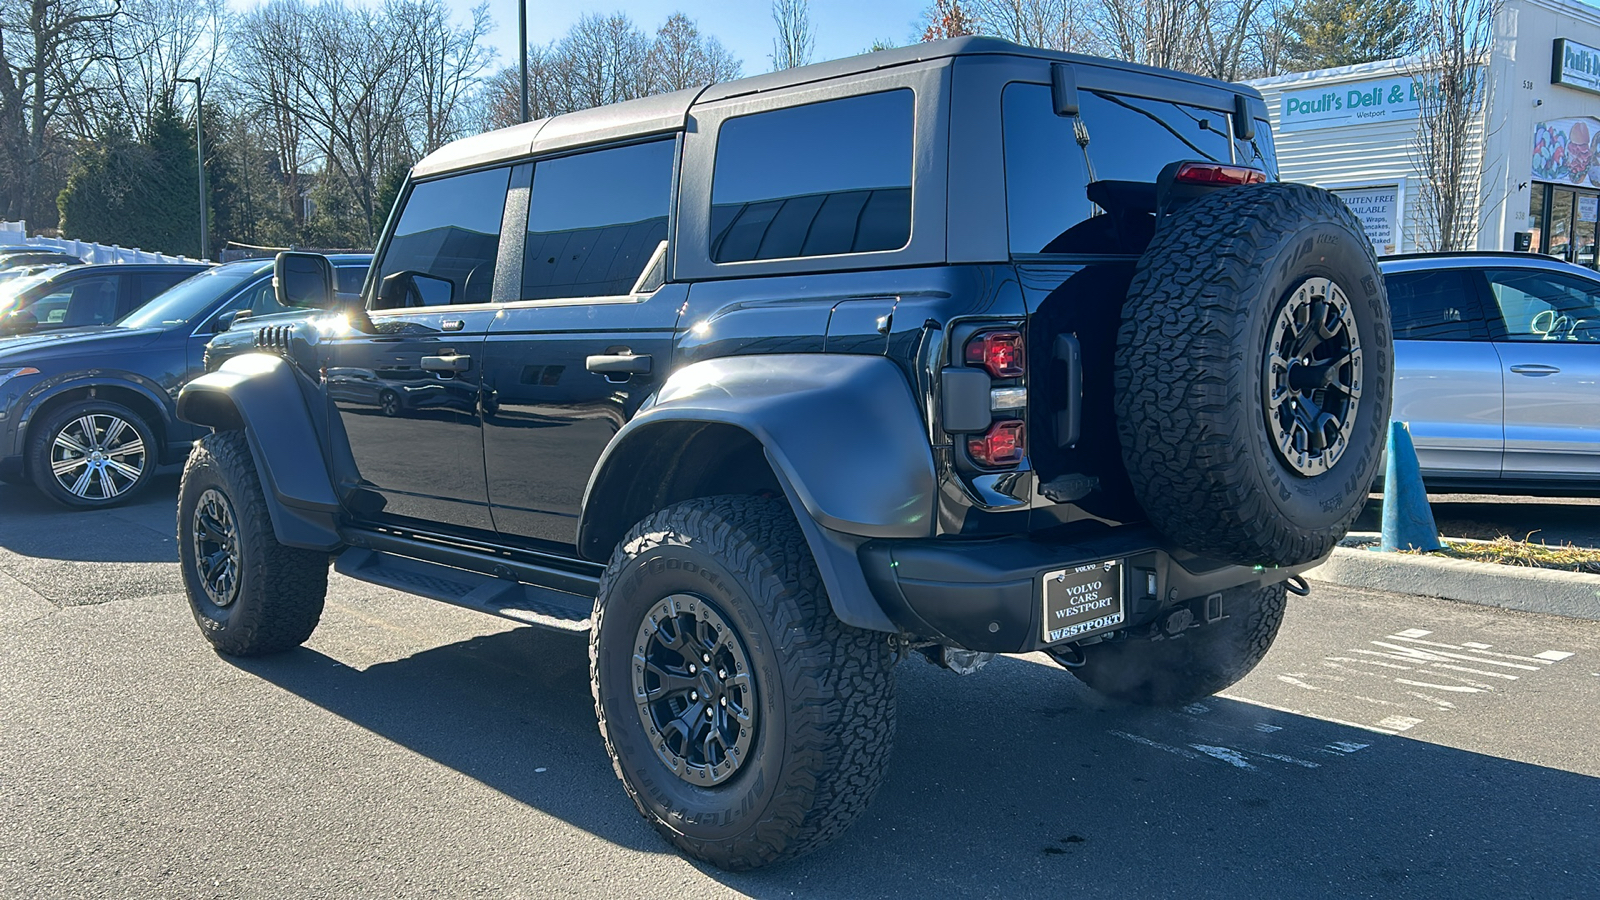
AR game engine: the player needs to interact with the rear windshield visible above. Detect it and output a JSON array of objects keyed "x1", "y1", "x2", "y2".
[{"x1": 1002, "y1": 82, "x2": 1249, "y2": 255}]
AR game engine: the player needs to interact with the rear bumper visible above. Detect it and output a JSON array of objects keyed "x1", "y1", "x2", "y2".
[{"x1": 860, "y1": 523, "x2": 1320, "y2": 654}]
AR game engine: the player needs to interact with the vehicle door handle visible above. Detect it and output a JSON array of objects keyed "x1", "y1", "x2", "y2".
[
  {"x1": 441, "y1": 319, "x2": 464, "y2": 332},
  {"x1": 421, "y1": 354, "x2": 470, "y2": 373},
  {"x1": 586, "y1": 353, "x2": 652, "y2": 375},
  {"x1": 1509, "y1": 364, "x2": 1561, "y2": 376}
]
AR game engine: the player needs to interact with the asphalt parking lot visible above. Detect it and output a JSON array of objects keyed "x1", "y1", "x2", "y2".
[{"x1": 3, "y1": 478, "x2": 1598, "y2": 899}]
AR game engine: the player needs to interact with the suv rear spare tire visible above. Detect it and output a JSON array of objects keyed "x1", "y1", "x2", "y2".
[{"x1": 1115, "y1": 183, "x2": 1391, "y2": 567}]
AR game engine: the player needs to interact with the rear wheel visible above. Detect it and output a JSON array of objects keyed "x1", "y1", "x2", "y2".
[
  {"x1": 28, "y1": 400, "x2": 157, "y2": 509},
  {"x1": 1071, "y1": 583, "x2": 1287, "y2": 707},
  {"x1": 591, "y1": 496, "x2": 896, "y2": 871},
  {"x1": 177, "y1": 431, "x2": 328, "y2": 656}
]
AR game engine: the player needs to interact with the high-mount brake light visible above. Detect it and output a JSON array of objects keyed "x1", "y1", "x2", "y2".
[
  {"x1": 1173, "y1": 163, "x2": 1267, "y2": 186},
  {"x1": 964, "y1": 330, "x2": 1025, "y2": 379},
  {"x1": 968, "y1": 420, "x2": 1025, "y2": 467}
]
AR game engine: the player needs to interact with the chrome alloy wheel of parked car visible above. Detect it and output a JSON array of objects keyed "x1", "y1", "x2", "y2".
[
  {"x1": 1264, "y1": 276, "x2": 1364, "y2": 477},
  {"x1": 47, "y1": 412, "x2": 148, "y2": 501}
]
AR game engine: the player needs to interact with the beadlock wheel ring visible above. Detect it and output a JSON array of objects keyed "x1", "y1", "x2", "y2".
[
  {"x1": 192, "y1": 488, "x2": 242, "y2": 608},
  {"x1": 1264, "y1": 277, "x2": 1364, "y2": 477},
  {"x1": 631, "y1": 593, "x2": 758, "y2": 787}
]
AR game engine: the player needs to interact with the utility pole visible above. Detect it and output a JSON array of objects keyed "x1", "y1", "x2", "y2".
[
  {"x1": 177, "y1": 78, "x2": 209, "y2": 260},
  {"x1": 519, "y1": 0, "x2": 530, "y2": 123}
]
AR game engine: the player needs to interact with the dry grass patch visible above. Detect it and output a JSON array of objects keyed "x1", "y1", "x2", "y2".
[{"x1": 1405, "y1": 537, "x2": 1600, "y2": 575}]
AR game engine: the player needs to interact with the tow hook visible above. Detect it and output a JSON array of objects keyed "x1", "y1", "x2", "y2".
[{"x1": 1286, "y1": 575, "x2": 1311, "y2": 596}]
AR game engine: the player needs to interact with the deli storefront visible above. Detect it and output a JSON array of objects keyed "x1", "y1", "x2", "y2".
[{"x1": 1250, "y1": 0, "x2": 1600, "y2": 266}]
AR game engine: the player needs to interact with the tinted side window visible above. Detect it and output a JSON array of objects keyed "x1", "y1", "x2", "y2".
[
  {"x1": 522, "y1": 140, "x2": 673, "y2": 300},
  {"x1": 1484, "y1": 268, "x2": 1600, "y2": 341},
  {"x1": 334, "y1": 266, "x2": 367, "y2": 295},
  {"x1": 711, "y1": 90, "x2": 913, "y2": 263},
  {"x1": 377, "y1": 167, "x2": 511, "y2": 309},
  {"x1": 1385, "y1": 269, "x2": 1491, "y2": 341}
]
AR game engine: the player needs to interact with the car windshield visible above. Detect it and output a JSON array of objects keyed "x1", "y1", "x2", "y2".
[{"x1": 118, "y1": 265, "x2": 261, "y2": 329}]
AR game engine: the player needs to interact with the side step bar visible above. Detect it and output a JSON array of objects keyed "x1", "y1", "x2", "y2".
[{"x1": 335, "y1": 547, "x2": 595, "y2": 633}]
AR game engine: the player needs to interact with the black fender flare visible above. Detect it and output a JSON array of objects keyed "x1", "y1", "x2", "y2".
[
  {"x1": 580, "y1": 354, "x2": 938, "y2": 632},
  {"x1": 176, "y1": 354, "x2": 343, "y2": 551}
]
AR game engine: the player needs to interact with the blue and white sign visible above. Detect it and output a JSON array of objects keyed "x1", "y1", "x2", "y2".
[{"x1": 1280, "y1": 75, "x2": 1423, "y2": 132}]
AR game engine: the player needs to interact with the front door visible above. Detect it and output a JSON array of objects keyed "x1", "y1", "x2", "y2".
[
  {"x1": 479, "y1": 139, "x2": 680, "y2": 547},
  {"x1": 327, "y1": 165, "x2": 515, "y2": 532},
  {"x1": 1480, "y1": 266, "x2": 1600, "y2": 478},
  {"x1": 1385, "y1": 266, "x2": 1504, "y2": 477}
]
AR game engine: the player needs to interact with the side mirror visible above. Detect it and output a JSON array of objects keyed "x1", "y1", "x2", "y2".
[
  {"x1": 377, "y1": 270, "x2": 453, "y2": 309},
  {"x1": 0, "y1": 308, "x2": 38, "y2": 335},
  {"x1": 214, "y1": 308, "x2": 252, "y2": 333},
  {"x1": 274, "y1": 251, "x2": 335, "y2": 310}
]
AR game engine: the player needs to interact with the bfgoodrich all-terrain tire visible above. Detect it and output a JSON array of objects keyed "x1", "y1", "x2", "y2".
[
  {"x1": 590, "y1": 496, "x2": 897, "y2": 871},
  {"x1": 177, "y1": 431, "x2": 328, "y2": 656},
  {"x1": 1072, "y1": 582, "x2": 1287, "y2": 707},
  {"x1": 1116, "y1": 183, "x2": 1391, "y2": 567}
]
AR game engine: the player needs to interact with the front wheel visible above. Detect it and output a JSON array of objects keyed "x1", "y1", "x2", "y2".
[
  {"x1": 28, "y1": 400, "x2": 157, "y2": 508},
  {"x1": 177, "y1": 431, "x2": 328, "y2": 656},
  {"x1": 590, "y1": 496, "x2": 897, "y2": 871},
  {"x1": 1071, "y1": 582, "x2": 1287, "y2": 707}
]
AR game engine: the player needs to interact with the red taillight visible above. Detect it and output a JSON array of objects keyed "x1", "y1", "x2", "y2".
[
  {"x1": 964, "y1": 330, "x2": 1025, "y2": 378},
  {"x1": 1173, "y1": 162, "x2": 1267, "y2": 186},
  {"x1": 968, "y1": 420, "x2": 1025, "y2": 467}
]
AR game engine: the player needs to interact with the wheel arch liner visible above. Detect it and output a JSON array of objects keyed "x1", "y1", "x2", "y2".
[
  {"x1": 580, "y1": 354, "x2": 939, "y2": 632},
  {"x1": 177, "y1": 355, "x2": 342, "y2": 551}
]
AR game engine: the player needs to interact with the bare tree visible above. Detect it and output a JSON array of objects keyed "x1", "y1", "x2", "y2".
[
  {"x1": 233, "y1": 0, "x2": 315, "y2": 233},
  {"x1": 0, "y1": 0, "x2": 123, "y2": 222},
  {"x1": 648, "y1": 12, "x2": 739, "y2": 93},
  {"x1": 404, "y1": 0, "x2": 494, "y2": 157},
  {"x1": 965, "y1": 0, "x2": 1090, "y2": 51},
  {"x1": 557, "y1": 12, "x2": 648, "y2": 110},
  {"x1": 99, "y1": 0, "x2": 227, "y2": 139},
  {"x1": 1409, "y1": 0, "x2": 1499, "y2": 251},
  {"x1": 770, "y1": 0, "x2": 813, "y2": 70}
]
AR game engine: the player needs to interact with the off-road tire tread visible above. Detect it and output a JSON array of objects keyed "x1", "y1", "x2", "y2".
[
  {"x1": 1115, "y1": 183, "x2": 1386, "y2": 565},
  {"x1": 180, "y1": 431, "x2": 327, "y2": 656},
  {"x1": 1073, "y1": 583, "x2": 1287, "y2": 706},
  {"x1": 590, "y1": 495, "x2": 896, "y2": 871}
]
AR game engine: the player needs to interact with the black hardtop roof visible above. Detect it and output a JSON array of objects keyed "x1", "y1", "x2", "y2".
[{"x1": 412, "y1": 37, "x2": 1259, "y2": 179}]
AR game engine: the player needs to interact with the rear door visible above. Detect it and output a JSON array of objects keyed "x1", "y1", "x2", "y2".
[
  {"x1": 1383, "y1": 266, "x2": 1505, "y2": 478},
  {"x1": 1480, "y1": 266, "x2": 1600, "y2": 478},
  {"x1": 480, "y1": 141, "x2": 680, "y2": 547},
  {"x1": 325, "y1": 166, "x2": 515, "y2": 533}
]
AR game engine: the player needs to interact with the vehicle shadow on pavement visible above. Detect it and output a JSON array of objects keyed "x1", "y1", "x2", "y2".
[
  {"x1": 233, "y1": 626, "x2": 1600, "y2": 898},
  {"x1": 0, "y1": 473, "x2": 180, "y2": 564}
]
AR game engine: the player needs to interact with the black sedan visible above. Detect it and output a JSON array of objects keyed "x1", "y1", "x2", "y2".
[{"x1": 0, "y1": 254, "x2": 371, "y2": 508}]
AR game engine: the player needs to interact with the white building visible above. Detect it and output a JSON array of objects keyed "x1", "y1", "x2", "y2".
[{"x1": 1249, "y1": 0, "x2": 1600, "y2": 265}]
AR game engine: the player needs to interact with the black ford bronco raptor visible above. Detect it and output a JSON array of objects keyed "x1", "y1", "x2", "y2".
[{"x1": 174, "y1": 38, "x2": 1391, "y2": 870}]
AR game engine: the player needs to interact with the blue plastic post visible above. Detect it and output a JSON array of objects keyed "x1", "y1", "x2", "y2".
[{"x1": 1380, "y1": 420, "x2": 1442, "y2": 552}]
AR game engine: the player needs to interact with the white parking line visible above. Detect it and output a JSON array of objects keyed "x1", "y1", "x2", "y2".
[
  {"x1": 1394, "y1": 628, "x2": 1432, "y2": 638},
  {"x1": 1189, "y1": 744, "x2": 1255, "y2": 769},
  {"x1": 1376, "y1": 715, "x2": 1424, "y2": 731},
  {"x1": 1535, "y1": 650, "x2": 1575, "y2": 662}
]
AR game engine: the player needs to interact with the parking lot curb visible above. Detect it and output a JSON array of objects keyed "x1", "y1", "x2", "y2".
[{"x1": 1303, "y1": 546, "x2": 1600, "y2": 622}]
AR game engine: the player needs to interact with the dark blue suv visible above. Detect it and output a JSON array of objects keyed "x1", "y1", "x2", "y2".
[{"x1": 0, "y1": 255, "x2": 369, "y2": 507}]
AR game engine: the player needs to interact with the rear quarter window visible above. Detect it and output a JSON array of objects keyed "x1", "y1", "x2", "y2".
[{"x1": 710, "y1": 90, "x2": 913, "y2": 263}]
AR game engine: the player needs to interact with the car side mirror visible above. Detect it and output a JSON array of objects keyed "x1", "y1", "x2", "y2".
[
  {"x1": 214, "y1": 308, "x2": 251, "y2": 333},
  {"x1": 274, "y1": 251, "x2": 335, "y2": 310},
  {"x1": 377, "y1": 271, "x2": 453, "y2": 309},
  {"x1": 0, "y1": 308, "x2": 37, "y2": 334}
]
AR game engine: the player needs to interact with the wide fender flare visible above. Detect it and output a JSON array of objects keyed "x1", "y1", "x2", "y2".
[
  {"x1": 177, "y1": 354, "x2": 342, "y2": 551},
  {"x1": 582, "y1": 354, "x2": 939, "y2": 632}
]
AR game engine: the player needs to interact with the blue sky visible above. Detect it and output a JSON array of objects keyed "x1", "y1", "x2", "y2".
[{"x1": 471, "y1": 0, "x2": 930, "y2": 76}]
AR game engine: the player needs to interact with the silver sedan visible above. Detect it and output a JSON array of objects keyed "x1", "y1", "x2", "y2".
[{"x1": 1381, "y1": 252, "x2": 1600, "y2": 493}]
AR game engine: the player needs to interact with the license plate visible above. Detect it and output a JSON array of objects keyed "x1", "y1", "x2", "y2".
[{"x1": 1041, "y1": 559, "x2": 1124, "y2": 644}]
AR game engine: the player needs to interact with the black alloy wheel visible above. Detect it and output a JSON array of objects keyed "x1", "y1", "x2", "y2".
[
  {"x1": 191, "y1": 488, "x2": 242, "y2": 609},
  {"x1": 632, "y1": 593, "x2": 758, "y2": 786},
  {"x1": 1265, "y1": 276, "x2": 1364, "y2": 477}
]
